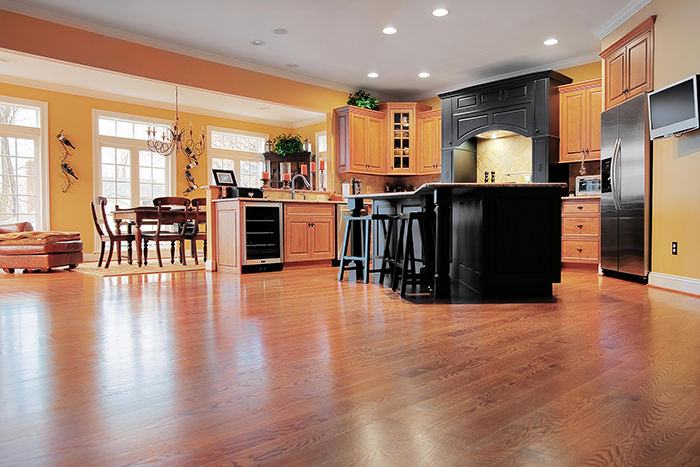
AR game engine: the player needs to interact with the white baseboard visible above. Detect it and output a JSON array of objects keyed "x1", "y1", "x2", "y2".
[{"x1": 648, "y1": 272, "x2": 700, "y2": 297}]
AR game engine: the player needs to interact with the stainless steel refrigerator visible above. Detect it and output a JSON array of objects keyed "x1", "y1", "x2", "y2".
[{"x1": 600, "y1": 93, "x2": 652, "y2": 281}]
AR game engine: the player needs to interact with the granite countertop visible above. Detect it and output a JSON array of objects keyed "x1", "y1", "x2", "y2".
[
  {"x1": 348, "y1": 182, "x2": 568, "y2": 199},
  {"x1": 212, "y1": 197, "x2": 346, "y2": 204},
  {"x1": 562, "y1": 194, "x2": 601, "y2": 200}
]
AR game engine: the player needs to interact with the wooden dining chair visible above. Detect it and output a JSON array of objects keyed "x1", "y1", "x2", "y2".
[
  {"x1": 90, "y1": 196, "x2": 135, "y2": 268},
  {"x1": 187, "y1": 198, "x2": 208, "y2": 265},
  {"x1": 142, "y1": 197, "x2": 191, "y2": 267}
]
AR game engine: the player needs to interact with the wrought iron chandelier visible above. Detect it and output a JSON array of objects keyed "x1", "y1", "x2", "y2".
[{"x1": 147, "y1": 87, "x2": 205, "y2": 194}]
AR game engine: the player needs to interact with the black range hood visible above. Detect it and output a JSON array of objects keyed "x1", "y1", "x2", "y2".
[{"x1": 438, "y1": 70, "x2": 572, "y2": 183}]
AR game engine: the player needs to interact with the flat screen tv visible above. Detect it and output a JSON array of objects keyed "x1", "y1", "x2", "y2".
[{"x1": 648, "y1": 74, "x2": 700, "y2": 140}]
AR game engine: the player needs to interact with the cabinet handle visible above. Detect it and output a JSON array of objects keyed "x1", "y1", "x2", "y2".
[
  {"x1": 577, "y1": 248, "x2": 583, "y2": 252},
  {"x1": 577, "y1": 206, "x2": 584, "y2": 210},
  {"x1": 577, "y1": 224, "x2": 584, "y2": 228}
]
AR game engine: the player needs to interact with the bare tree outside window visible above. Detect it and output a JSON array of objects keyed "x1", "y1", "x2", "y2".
[{"x1": 1, "y1": 105, "x2": 38, "y2": 224}]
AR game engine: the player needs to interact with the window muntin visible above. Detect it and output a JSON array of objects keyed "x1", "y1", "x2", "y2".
[{"x1": 211, "y1": 130, "x2": 265, "y2": 153}]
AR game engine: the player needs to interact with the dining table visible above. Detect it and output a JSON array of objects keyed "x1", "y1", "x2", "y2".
[{"x1": 113, "y1": 206, "x2": 188, "y2": 267}]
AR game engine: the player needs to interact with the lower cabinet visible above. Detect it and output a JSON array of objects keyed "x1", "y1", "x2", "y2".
[
  {"x1": 284, "y1": 203, "x2": 335, "y2": 262},
  {"x1": 561, "y1": 198, "x2": 600, "y2": 264}
]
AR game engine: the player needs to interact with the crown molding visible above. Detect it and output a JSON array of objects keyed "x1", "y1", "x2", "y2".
[{"x1": 595, "y1": 0, "x2": 653, "y2": 39}]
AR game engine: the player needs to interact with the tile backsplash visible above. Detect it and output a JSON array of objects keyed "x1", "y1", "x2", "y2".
[{"x1": 477, "y1": 134, "x2": 532, "y2": 183}]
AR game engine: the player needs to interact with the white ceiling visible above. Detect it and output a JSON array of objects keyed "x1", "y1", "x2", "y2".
[{"x1": 0, "y1": 0, "x2": 650, "y2": 122}]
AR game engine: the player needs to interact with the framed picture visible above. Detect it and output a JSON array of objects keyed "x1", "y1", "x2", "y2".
[{"x1": 212, "y1": 169, "x2": 237, "y2": 186}]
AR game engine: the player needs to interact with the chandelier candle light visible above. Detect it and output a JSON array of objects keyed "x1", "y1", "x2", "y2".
[{"x1": 147, "y1": 87, "x2": 206, "y2": 194}]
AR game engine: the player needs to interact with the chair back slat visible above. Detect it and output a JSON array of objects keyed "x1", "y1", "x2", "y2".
[{"x1": 190, "y1": 197, "x2": 207, "y2": 233}]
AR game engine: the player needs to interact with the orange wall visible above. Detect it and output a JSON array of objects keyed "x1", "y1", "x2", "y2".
[{"x1": 0, "y1": 80, "x2": 293, "y2": 252}]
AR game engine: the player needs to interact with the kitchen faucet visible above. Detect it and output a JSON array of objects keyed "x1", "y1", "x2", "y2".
[{"x1": 291, "y1": 173, "x2": 310, "y2": 199}]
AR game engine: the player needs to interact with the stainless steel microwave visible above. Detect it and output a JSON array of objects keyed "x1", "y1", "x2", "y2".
[{"x1": 575, "y1": 175, "x2": 601, "y2": 196}]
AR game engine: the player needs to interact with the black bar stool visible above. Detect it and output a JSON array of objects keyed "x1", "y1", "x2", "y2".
[
  {"x1": 338, "y1": 213, "x2": 397, "y2": 284},
  {"x1": 391, "y1": 210, "x2": 435, "y2": 297}
]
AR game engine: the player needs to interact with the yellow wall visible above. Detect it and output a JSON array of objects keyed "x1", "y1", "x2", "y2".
[
  {"x1": 558, "y1": 62, "x2": 602, "y2": 83},
  {"x1": 0, "y1": 81, "x2": 294, "y2": 252},
  {"x1": 601, "y1": 0, "x2": 700, "y2": 281}
]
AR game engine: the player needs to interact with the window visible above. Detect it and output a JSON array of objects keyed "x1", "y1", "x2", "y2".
[
  {"x1": 208, "y1": 127, "x2": 266, "y2": 187},
  {"x1": 93, "y1": 111, "x2": 175, "y2": 216},
  {"x1": 0, "y1": 97, "x2": 48, "y2": 229}
]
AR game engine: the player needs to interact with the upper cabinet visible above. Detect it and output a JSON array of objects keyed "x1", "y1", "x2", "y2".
[
  {"x1": 559, "y1": 79, "x2": 602, "y2": 163},
  {"x1": 334, "y1": 106, "x2": 386, "y2": 175},
  {"x1": 334, "y1": 102, "x2": 437, "y2": 176},
  {"x1": 416, "y1": 109, "x2": 442, "y2": 174},
  {"x1": 600, "y1": 16, "x2": 655, "y2": 110}
]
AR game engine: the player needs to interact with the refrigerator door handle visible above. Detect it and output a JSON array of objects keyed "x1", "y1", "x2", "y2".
[{"x1": 611, "y1": 138, "x2": 621, "y2": 210}]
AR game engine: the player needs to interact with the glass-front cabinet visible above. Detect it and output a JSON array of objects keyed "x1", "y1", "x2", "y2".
[{"x1": 381, "y1": 103, "x2": 431, "y2": 175}]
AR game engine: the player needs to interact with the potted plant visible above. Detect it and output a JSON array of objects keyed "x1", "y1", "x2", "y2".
[
  {"x1": 347, "y1": 90, "x2": 380, "y2": 110},
  {"x1": 272, "y1": 133, "x2": 304, "y2": 156}
]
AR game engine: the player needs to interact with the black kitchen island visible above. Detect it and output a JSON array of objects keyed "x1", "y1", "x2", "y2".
[{"x1": 348, "y1": 183, "x2": 567, "y2": 299}]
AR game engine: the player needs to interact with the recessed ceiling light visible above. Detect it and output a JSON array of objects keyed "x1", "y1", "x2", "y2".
[
  {"x1": 432, "y1": 8, "x2": 449, "y2": 17},
  {"x1": 251, "y1": 40, "x2": 266, "y2": 46},
  {"x1": 418, "y1": 72, "x2": 431, "y2": 78},
  {"x1": 382, "y1": 27, "x2": 398, "y2": 35},
  {"x1": 544, "y1": 38, "x2": 559, "y2": 46},
  {"x1": 367, "y1": 72, "x2": 379, "y2": 78},
  {"x1": 285, "y1": 63, "x2": 300, "y2": 68},
  {"x1": 273, "y1": 28, "x2": 289, "y2": 35},
  {"x1": 0, "y1": 57, "x2": 16, "y2": 63}
]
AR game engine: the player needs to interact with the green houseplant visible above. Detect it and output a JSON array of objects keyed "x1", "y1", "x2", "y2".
[
  {"x1": 347, "y1": 90, "x2": 380, "y2": 110},
  {"x1": 272, "y1": 133, "x2": 304, "y2": 156}
]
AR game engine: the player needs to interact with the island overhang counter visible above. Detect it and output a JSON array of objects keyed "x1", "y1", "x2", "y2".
[{"x1": 348, "y1": 183, "x2": 568, "y2": 299}]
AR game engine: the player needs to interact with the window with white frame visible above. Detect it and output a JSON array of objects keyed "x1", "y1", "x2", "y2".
[
  {"x1": 208, "y1": 127, "x2": 266, "y2": 187},
  {"x1": 93, "y1": 111, "x2": 175, "y2": 216},
  {"x1": 0, "y1": 97, "x2": 48, "y2": 229}
]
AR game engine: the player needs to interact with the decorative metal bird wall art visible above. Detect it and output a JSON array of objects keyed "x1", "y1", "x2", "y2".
[{"x1": 57, "y1": 130, "x2": 77, "y2": 192}]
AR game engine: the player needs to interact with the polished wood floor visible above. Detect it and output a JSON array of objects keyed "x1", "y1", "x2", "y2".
[{"x1": 2, "y1": 266, "x2": 700, "y2": 466}]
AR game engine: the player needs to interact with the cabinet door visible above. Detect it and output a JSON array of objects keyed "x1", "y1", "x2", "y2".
[
  {"x1": 417, "y1": 112, "x2": 441, "y2": 173},
  {"x1": 310, "y1": 217, "x2": 335, "y2": 259},
  {"x1": 586, "y1": 88, "x2": 602, "y2": 160},
  {"x1": 560, "y1": 90, "x2": 585, "y2": 163},
  {"x1": 216, "y1": 207, "x2": 240, "y2": 268},
  {"x1": 606, "y1": 47, "x2": 627, "y2": 109},
  {"x1": 349, "y1": 113, "x2": 369, "y2": 172},
  {"x1": 366, "y1": 114, "x2": 385, "y2": 173},
  {"x1": 284, "y1": 217, "x2": 311, "y2": 261},
  {"x1": 626, "y1": 31, "x2": 653, "y2": 99}
]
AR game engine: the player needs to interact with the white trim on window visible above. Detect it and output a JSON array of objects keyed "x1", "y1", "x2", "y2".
[{"x1": 0, "y1": 95, "x2": 49, "y2": 230}]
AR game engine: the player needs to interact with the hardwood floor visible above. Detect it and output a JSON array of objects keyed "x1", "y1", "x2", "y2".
[{"x1": 1, "y1": 266, "x2": 700, "y2": 466}]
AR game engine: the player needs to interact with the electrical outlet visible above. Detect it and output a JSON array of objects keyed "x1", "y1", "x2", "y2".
[{"x1": 672, "y1": 242, "x2": 678, "y2": 255}]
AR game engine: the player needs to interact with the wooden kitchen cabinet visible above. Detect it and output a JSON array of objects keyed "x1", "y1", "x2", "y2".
[
  {"x1": 561, "y1": 197, "x2": 600, "y2": 264},
  {"x1": 284, "y1": 203, "x2": 335, "y2": 262},
  {"x1": 334, "y1": 106, "x2": 386, "y2": 175},
  {"x1": 559, "y1": 79, "x2": 602, "y2": 163},
  {"x1": 417, "y1": 109, "x2": 442, "y2": 174},
  {"x1": 600, "y1": 16, "x2": 655, "y2": 110}
]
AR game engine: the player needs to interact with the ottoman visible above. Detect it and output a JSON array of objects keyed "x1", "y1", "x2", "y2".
[{"x1": 0, "y1": 227, "x2": 83, "y2": 273}]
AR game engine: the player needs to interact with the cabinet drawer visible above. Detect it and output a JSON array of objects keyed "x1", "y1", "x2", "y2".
[
  {"x1": 285, "y1": 203, "x2": 334, "y2": 217},
  {"x1": 562, "y1": 200, "x2": 600, "y2": 214},
  {"x1": 562, "y1": 217, "x2": 599, "y2": 236},
  {"x1": 562, "y1": 239, "x2": 599, "y2": 262}
]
